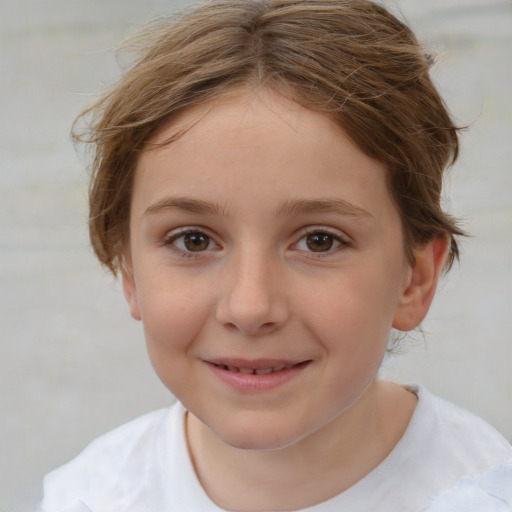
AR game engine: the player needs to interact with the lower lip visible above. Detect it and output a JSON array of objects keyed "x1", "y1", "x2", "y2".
[{"x1": 206, "y1": 361, "x2": 310, "y2": 393}]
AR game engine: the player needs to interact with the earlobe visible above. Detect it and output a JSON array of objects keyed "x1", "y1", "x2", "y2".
[
  {"x1": 392, "y1": 237, "x2": 448, "y2": 331},
  {"x1": 121, "y1": 263, "x2": 142, "y2": 321}
]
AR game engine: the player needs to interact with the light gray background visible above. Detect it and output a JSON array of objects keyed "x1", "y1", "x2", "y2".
[{"x1": 1, "y1": 1, "x2": 511, "y2": 510}]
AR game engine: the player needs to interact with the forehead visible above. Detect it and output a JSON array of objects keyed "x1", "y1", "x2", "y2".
[
  {"x1": 132, "y1": 88, "x2": 397, "y2": 227},
  {"x1": 148, "y1": 88, "x2": 342, "y2": 160}
]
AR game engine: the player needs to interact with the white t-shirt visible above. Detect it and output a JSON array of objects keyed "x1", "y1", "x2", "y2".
[{"x1": 40, "y1": 386, "x2": 512, "y2": 512}]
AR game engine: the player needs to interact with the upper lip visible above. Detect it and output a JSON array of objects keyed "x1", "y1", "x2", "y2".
[{"x1": 204, "y1": 358, "x2": 309, "y2": 371}]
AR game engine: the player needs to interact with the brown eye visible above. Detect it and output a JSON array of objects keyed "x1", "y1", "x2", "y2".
[
  {"x1": 183, "y1": 232, "x2": 211, "y2": 252},
  {"x1": 306, "y1": 233, "x2": 335, "y2": 252}
]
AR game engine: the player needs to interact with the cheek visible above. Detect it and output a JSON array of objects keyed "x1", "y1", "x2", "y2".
[
  {"x1": 298, "y1": 264, "x2": 403, "y2": 351},
  {"x1": 135, "y1": 274, "x2": 212, "y2": 370}
]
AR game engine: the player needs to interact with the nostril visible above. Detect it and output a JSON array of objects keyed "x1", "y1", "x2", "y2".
[
  {"x1": 215, "y1": 286, "x2": 289, "y2": 335},
  {"x1": 222, "y1": 320, "x2": 278, "y2": 336},
  {"x1": 224, "y1": 322, "x2": 240, "y2": 333}
]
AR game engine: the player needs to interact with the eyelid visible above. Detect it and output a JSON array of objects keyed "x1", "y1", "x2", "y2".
[
  {"x1": 291, "y1": 226, "x2": 351, "y2": 253},
  {"x1": 303, "y1": 226, "x2": 350, "y2": 240},
  {"x1": 163, "y1": 226, "x2": 221, "y2": 253}
]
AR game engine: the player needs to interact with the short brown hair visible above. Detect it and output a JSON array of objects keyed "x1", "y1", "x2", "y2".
[{"x1": 74, "y1": 0, "x2": 465, "y2": 275}]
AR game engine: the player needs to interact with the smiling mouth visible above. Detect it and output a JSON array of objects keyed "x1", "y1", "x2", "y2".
[
  {"x1": 207, "y1": 359, "x2": 311, "y2": 375},
  {"x1": 211, "y1": 362, "x2": 302, "y2": 375},
  {"x1": 206, "y1": 359, "x2": 311, "y2": 391}
]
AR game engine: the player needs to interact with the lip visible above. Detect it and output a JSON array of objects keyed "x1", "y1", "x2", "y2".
[{"x1": 204, "y1": 358, "x2": 311, "y2": 392}]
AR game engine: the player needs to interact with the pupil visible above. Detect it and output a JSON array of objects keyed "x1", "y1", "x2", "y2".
[
  {"x1": 184, "y1": 232, "x2": 209, "y2": 251},
  {"x1": 306, "y1": 233, "x2": 333, "y2": 252}
]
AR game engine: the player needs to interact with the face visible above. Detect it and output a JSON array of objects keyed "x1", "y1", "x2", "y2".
[{"x1": 123, "y1": 89, "x2": 418, "y2": 451}]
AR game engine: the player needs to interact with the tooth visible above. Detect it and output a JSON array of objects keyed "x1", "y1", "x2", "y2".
[
  {"x1": 239, "y1": 367, "x2": 253, "y2": 374},
  {"x1": 227, "y1": 366, "x2": 239, "y2": 372},
  {"x1": 272, "y1": 365, "x2": 285, "y2": 372},
  {"x1": 255, "y1": 368, "x2": 273, "y2": 375}
]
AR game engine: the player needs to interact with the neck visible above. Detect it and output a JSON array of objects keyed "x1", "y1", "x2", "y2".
[{"x1": 186, "y1": 380, "x2": 417, "y2": 511}]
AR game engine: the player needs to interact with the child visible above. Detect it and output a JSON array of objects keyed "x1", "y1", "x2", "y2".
[{"x1": 40, "y1": 1, "x2": 512, "y2": 511}]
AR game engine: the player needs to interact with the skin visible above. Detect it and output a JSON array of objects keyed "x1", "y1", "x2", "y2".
[{"x1": 122, "y1": 88, "x2": 447, "y2": 511}]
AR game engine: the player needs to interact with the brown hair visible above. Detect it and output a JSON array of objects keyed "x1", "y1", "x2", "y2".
[{"x1": 74, "y1": 0, "x2": 465, "y2": 275}]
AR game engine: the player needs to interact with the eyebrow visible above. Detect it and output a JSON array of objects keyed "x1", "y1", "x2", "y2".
[
  {"x1": 144, "y1": 196, "x2": 373, "y2": 221},
  {"x1": 144, "y1": 197, "x2": 227, "y2": 216},
  {"x1": 277, "y1": 198, "x2": 374, "y2": 221}
]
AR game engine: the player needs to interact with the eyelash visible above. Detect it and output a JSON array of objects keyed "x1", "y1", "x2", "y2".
[
  {"x1": 293, "y1": 228, "x2": 350, "y2": 257},
  {"x1": 163, "y1": 226, "x2": 350, "y2": 258},
  {"x1": 163, "y1": 227, "x2": 220, "y2": 257}
]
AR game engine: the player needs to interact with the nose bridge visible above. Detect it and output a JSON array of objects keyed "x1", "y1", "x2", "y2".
[{"x1": 217, "y1": 242, "x2": 288, "y2": 335}]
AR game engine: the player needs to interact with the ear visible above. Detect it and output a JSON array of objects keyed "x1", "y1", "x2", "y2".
[
  {"x1": 120, "y1": 258, "x2": 142, "y2": 321},
  {"x1": 392, "y1": 236, "x2": 448, "y2": 331}
]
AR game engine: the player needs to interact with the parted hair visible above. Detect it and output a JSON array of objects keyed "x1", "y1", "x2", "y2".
[{"x1": 74, "y1": 0, "x2": 465, "y2": 275}]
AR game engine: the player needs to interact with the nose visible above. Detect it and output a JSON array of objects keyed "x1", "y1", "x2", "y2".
[{"x1": 215, "y1": 251, "x2": 289, "y2": 336}]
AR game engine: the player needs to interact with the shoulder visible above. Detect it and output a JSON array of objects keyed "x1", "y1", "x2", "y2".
[
  {"x1": 422, "y1": 461, "x2": 512, "y2": 512},
  {"x1": 403, "y1": 385, "x2": 512, "y2": 508},
  {"x1": 358, "y1": 384, "x2": 512, "y2": 512},
  {"x1": 40, "y1": 403, "x2": 184, "y2": 512},
  {"x1": 412, "y1": 384, "x2": 512, "y2": 469}
]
